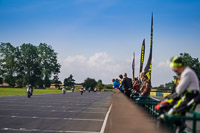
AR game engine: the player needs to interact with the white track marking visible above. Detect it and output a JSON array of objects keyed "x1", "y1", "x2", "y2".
[
  {"x1": 87, "y1": 108, "x2": 107, "y2": 110},
  {"x1": 100, "y1": 104, "x2": 112, "y2": 133},
  {"x1": 1, "y1": 128, "x2": 99, "y2": 133},
  {"x1": 0, "y1": 108, "x2": 105, "y2": 113},
  {"x1": 0, "y1": 115, "x2": 104, "y2": 121},
  {"x1": 0, "y1": 104, "x2": 107, "y2": 109}
]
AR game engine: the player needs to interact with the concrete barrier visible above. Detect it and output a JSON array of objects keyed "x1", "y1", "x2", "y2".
[{"x1": 104, "y1": 89, "x2": 169, "y2": 133}]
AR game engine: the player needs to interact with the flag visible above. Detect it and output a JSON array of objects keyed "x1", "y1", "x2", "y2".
[
  {"x1": 144, "y1": 13, "x2": 153, "y2": 82},
  {"x1": 139, "y1": 39, "x2": 145, "y2": 74},
  {"x1": 132, "y1": 52, "x2": 135, "y2": 80}
]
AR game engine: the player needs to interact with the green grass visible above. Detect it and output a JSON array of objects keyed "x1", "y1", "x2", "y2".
[{"x1": 0, "y1": 88, "x2": 62, "y2": 97}]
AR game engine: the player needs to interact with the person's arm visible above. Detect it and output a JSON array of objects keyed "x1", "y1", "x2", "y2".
[
  {"x1": 117, "y1": 82, "x2": 120, "y2": 88},
  {"x1": 139, "y1": 82, "x2": 145, "y2": 95},
  {"x1": 176, "y1": 73, "x2": 190, "y2": 95},
  {"x1": 141, "y1": 82, "x2": 149, "y2": 95},
  {"x1": 113, "y1": 83, "x2": 115, "y2": 89},
  {"x1": 139, "y1": 82, "x2": 144, "y2": 93},
  {"x1": 133, "y1": 82, "x2": 136, "y2": 87}
]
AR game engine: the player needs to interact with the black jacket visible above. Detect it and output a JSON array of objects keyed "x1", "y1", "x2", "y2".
[{"x1": 122, "y1": 77, "x2": 132, "y2": 90}]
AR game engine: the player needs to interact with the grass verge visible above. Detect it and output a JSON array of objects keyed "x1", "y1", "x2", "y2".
[{"x1": 0, "y1": 88, "x2": 62, "y2": 97}]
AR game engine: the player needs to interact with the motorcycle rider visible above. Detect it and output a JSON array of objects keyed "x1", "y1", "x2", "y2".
[
  {"x1": 161, "y1": 57, "x2": 200, "y2": 133},
  {"x1": 62, "y1": 87, "x2": 66, "y2": 94},
  {"x1": 72, "y1": 86, "x2": 75, "y2": 92},
  {"x1": 27, "y1": 84, "x2": 33, "y2": 98},
  {"x1": 80, "y1": 87, "x2": 84, "y2": 95},
  {"x1": 156, "y1": 76, "x2": 181, "y2": 129}
]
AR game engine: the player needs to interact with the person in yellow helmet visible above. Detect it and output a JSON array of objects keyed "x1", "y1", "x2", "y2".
[{"x1": 167, "y1": 57, "x2": 200, "y2": 133}]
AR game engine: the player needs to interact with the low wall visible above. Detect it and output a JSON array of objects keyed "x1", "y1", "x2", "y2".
[{"x1": 104, "y1": 89, "x2": 169, "y2": 133}]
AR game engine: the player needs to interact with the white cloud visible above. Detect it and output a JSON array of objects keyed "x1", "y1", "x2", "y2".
[
  {"x1": 157, "y1": 60, "x2": 170, "y2": 68},
  {"x1": 64, "y1": 55, "x2": 86, "y2": 65},
  {"x1": 59, "y1": 52, "x2": 128, "y2": 84},
  {"x1": 59, "y1": 53, "x2": 175, "y2": 87},
  {"x1": 88, "y1": 52, "x2": 112, "y2": 67}
]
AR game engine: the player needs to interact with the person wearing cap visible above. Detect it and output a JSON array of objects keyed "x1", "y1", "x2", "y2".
[{"x1": 168, "y1": 56, "x2": 200, "y2": 133}]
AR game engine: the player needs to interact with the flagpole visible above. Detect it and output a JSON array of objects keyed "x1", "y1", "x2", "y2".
[
  {"x1": 132, "y1": 52, "x2": 135, "y2": 81},
  {"x1": 144, "y1": 13, "x2": 153, "y2": 82},
  {"x1": 139, "y1": 39, "x2": 145, "y2": 75}
]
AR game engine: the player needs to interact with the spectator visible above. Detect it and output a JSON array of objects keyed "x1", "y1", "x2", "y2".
[
  {"x1": 119, "y1": 74, "x2": 124, "y2": 92},
  {"x1": 112, "y1": 79, "x2": 120, "y2": 89},
  {"x1": 140, "y1": 76, "x2": 151, "y2": 96},
  {"x1": 172, "y1": 75, "x2": 180, "y2": 93},
  {"x1": 139, "y1": 72, "x2": 145, "y2": 89},
  {"x1": 133, "y1": 77, "x2": 140, "y2": 92},
  {"x1": 122, "y1": 73, "x2": 133, "y2": 97},
  {"x1": 139, "y1": 72, "x2": 145, "y2": 81}
]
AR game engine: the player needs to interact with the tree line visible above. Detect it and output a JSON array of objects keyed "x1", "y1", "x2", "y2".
[
  {"x1": 0, "y1": 43, "x2": 61, "y2": 88},
  {"x1": 0, "y1": 42, "x2": 114, "y2": 90},
  {"x1": 63, "y1": 75, "x2": 112, "y2": 90},
  {"x1": 81, "y1": 77, "x2": 113, "y2": 90}
]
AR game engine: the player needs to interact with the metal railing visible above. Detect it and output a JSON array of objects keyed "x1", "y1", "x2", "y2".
[
  {"x1": 132, "y1": 96, "x2": 160, "y2": 118},
  {"x1": 164, "y1": 110, "x2": 200, "y2": 133},
  {"x1": 131, "y1": 96, "x2": 200, "y2": 133}
]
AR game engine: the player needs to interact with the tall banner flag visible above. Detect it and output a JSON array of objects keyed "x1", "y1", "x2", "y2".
[
  {"x1": 139, "y1": 39, "x2": 145, "y2": 74},
  {"x1": 132, "y1": 52, "x2": 135, "y2": 80},
  {"x1": 144, "y1": 13, "x2": 153, "y2": 82}
]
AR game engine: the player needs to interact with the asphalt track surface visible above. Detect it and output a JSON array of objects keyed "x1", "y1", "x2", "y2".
[{"x1": 0, "y1": 92, "x2": 112, "y2": 133}]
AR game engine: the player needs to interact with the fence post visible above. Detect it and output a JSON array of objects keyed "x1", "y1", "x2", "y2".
[{"x1": 193, "y1": 114, "x2": 197, "y2": 133}]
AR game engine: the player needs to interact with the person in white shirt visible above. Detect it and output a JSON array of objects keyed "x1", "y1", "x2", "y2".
[
  {"x1": 168, "y1": 56, "x2": 200, "y2": 133},
  {"x1": 62, "y1": 87, "x2": 66, "y2": 94}
]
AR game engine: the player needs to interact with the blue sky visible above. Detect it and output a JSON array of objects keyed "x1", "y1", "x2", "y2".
[{"x1": 0, "y1": 0, "x2": 200, "y2": 86}]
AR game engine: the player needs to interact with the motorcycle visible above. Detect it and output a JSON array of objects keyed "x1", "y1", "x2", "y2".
[
  {"x1": 27, "y1": 89, "x2": 32, "y2": 98},
  {"x1": 62, "y1": 88, "x2": 66, "y2": 94},
  {"x1": 155, "y1": 93, "x2": 200, "y2": 132},
  {"x1": 27, "y1": 85, "x2": 33, "y2": 98},
  {"x1": 80, "y1": 88, "x2": 84, "y2": 95}
]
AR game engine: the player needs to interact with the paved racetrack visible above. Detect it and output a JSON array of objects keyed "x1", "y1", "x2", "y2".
[{"x1": 0, "y1": 91, "x2": 112, "y2": 133}]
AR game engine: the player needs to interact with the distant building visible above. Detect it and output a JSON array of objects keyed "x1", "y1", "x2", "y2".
[
  {"x1": 0, "y1": 83, "x2": 10, "y2": 87},
  {"x1": 50, "y1": 84, "x2": 63, "y2": 89}
]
